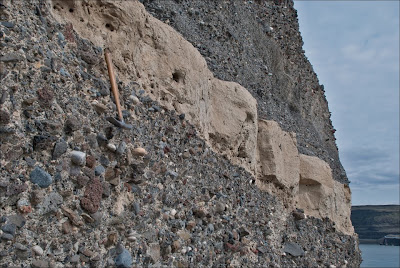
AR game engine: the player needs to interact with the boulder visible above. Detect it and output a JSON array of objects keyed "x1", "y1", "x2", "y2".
[
  {"x1": 256, "y1": 120, "x2": 299, "y2": 191},
  {"x1": 297, "y1": 154, "x2": 353, "y2": 234}
]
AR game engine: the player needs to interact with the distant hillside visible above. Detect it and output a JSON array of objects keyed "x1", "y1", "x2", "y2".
[{"x1": 351, "y1": 205, "x2": 400, "y2": 242}]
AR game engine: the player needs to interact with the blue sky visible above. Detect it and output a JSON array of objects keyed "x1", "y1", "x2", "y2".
[{"x1": 294, "y1": 1, "x2": 399, "y2": 205}]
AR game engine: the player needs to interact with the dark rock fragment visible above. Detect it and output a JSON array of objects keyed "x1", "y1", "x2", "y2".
[
  {"x1": 86, "y1": 155, "x2": 96, "y2": 168},
  {"x1": 115, "y1": 247, "x2": 133, "y2": 268},
  {"x1": 0, "y1": 52, "x2": 24, "y2": 62},
  {"x1": 105, "y1": 126, "x2": 115, "y2": 140},
  {"x1": 31, "y1": 260, "x2": 50, "y2": 268},
  {"x1": 65, "y1": 116, "x2": 81, "y2": 133},
  {"x1": 37, "y1": 87, "x2": 54, "y2": 107},
  {"x1": 80, "y1": 178, "x2": 103, "y2": 214},
  {"x1": 15, "y1": 242, "x2": 29, "y2": 260},
  {"x1": 1, "y1": 233, "x2": 13, "y2": 240},
  {"x1": 80, "y1": 50, "x2": 100, "y2": 65},
  {"x1": 6, "y1": 214, "x2": 25, "y2": 228},
  {"x1": 0, "y1": 90, "x2": 8, "y2": 105},
  {"x1": 0, "y1": 126, "x2": 15, "y2": 134},
  {"x1": 7, "y1": 182, "x2": 27, "y2": 196},
  {"x1": 1, "y1": 223, "x2": 16, "y2": 235},
  {"x1": 75, "y1": 174, "x2": 90, "y2": 188},
  {"x1": 292, "y1": 210, "x2": 305, "y2": 221},
  {"x1": 116, "y1": 141, "x2": 127, "y2": 155},
  {"x1": 257, "y1": 246, "x2": 268, "y2": 254},
  {"x1": 238, "y1": 227, "x2": 250, "y2": 237},
  {"x1": 0, "y1": 109, "x2": 9, "y2": 124},
  {"x1": 133, "y1": 202, "x2": 140, "y2": 215},
  {"x1": 30, "y1": 167, "x2": 53, "y2": 188},
  {"x1": 102, "y1": 181, "x2": 111, "y2": 197},
  {"x1": 94, "y1": 165, "x2": 105, "y2": 176},
  {"x1": 30, "y1": 190, "x2": 45, "y2": 206},
  {"x1": 52, "y1": 139, "x2": 68, "y2": 159},
  {"x1": 99, "y1": 155, "x2": 109, "y2": 166},
  {"x1": 96, "y1": 133, "x2": 108, "y2": 147},
  {"x1": 1, "y1": 21, "x2": 14, "y2": 28},
  {"x1": 33, "y1": 134, "x2": 56, "y2": 151},
  {"x1": 93, "y1": 78, "x2": 109, "y2": 96},
  {"x1": 283, "y1": 242, "x2": 305, "y2": 257}
]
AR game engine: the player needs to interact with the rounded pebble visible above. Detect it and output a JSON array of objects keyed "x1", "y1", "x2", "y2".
[
  {"x1": 130, "y1": 95, "x2": 140, "y2": 105},
  {"x1": 106, "y1": 143, "x2": 117, "y2": 152},
  {"x1": 70, "y1": 151, "x2": 86, "y2": 166},
  {"x1": 32, "y1": 245, "x2": 44, "y2": 256},
  {"x1": 132, "y1": 147, "x2": 147, "y2": 156},
  {"x1": 115, "y1": 248, "x2": 132, "y2": 268}
]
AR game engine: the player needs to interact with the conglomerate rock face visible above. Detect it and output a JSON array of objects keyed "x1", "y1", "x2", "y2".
[
  {"x1": 0, "y1": 0, "x2": 361, "y2": 267},
  {"x1": 140, "y1": 0, "x2": 349, "y2": 185}
]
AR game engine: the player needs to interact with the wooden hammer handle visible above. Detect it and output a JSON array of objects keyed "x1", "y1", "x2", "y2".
[{"x1": 104, "y1": 49, "x2": 123, "y2": 121}]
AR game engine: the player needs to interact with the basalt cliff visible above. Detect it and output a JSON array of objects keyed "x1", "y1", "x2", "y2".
[{"x1": 0, "y1": 0, "x2": 361, "y2": 267}]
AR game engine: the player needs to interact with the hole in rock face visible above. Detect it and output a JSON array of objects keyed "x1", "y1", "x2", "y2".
[
  {"x1": 245, "y1": 112, "x2": 254, "y2": 123},
  {"x1": 105, "y1": 23, "x2": 115, "y2": 32},
  {"x1": 172, "y1": 70, "x2": 184, "y2": 83},
  {"x1": 69, "y1": 8, "x2": 74, "y2": 13}
]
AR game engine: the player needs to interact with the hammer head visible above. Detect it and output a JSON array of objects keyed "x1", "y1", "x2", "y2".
[{"x1": 106, "y1": 117, "x2": 133, "y2": 130}]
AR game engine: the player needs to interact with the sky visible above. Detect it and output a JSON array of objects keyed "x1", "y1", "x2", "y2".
[{"x1": 294, "y1": 1, "x2": 399, "y2": 205}]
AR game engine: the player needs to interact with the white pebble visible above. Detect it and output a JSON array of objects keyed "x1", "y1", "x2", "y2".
[
  {"x1": 32, "y1": 245, "x2": 44, "y2": 256},
  {"x1": 170, "y1": 209, "x2": 177, "y2": 217},
  {"x1": 70, "y1": 151, "x2": 86, "y2": 166},
  {"x1": 73, "y1": 242, "x2": 80, "y2": 252},
  {"x1": 130, "y1": 95, "x2": 140, "y2": 105},
  {"x1": 127, "y1": 236, "x2": 137, "y2": 242},
  {"x1": 132, "y1": 147, "x2": 147, "y2": 156},
  {"x1": 106, "y1": 143, "x2": 117, "y2": 152}
]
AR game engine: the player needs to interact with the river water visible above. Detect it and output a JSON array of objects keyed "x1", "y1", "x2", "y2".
[{"x1": 359, "y1": 244, "x2": 400, "y2": 267}]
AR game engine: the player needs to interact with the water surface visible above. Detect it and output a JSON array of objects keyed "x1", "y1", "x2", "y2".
[{"x1": 360, "y1": 244, "x2": 400, "y2": 267}]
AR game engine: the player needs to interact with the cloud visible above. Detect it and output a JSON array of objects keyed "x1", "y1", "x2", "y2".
[
  {"x1": 351, "y1": 183, "x2": 399, "y2": 206},
  {"x1": 342, "y1": 145, "x2": 398, "y2": 174},
  {"x1": 343, "y1": 148, "x2": 390, "y2": 166},
  {"x1": 295, "y1": 1, "x2": 399, "y2": 205},
  {"x1": 341, "y1": 44, "x2": 377, "y2": 63}
]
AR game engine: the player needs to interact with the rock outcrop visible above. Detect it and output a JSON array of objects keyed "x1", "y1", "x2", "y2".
[
  {"x1": 255, "y1": 121, "x2": 353, "y2": 234},
  {"x1": 48, "y1": 1, "x2": 353, "y2": 235},
  {"x1": 298, "y1": 155, "x2": 353, "y2": 234},
  {"x1": 140, "y1": 0, "x2": 348, "y2": 186},
  {"x1": 257, "y1": 120, "x2": 299, "y2": 190},
  {"x1": 256, "y1": 120, "x2": 299, "y2": 206},
  {"x1": 51, "y1": 0, "x2": 259, "y2": 175},
  {"x1": 0, "y1": 0, "x2": 360, "y2": 266}
]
